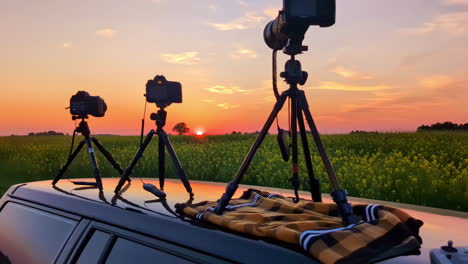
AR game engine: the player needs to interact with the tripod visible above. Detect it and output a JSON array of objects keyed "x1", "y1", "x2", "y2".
[
  {"x1": 213, "y1": 53, "x2": 358, "y2": 225},
  {"x1": 113, "y1": 108, "x2": 194, "y2": 197},
  {"x1": 52, "y1": 116, "x2": 124, "y2": 191}
]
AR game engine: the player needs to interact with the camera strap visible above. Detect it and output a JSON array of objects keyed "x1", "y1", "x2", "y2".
[
  {"x1": 68, "y1": 121, "x2": 78, "y2": 159},
  {"x1": 140, "y1": 100, "x2": 148, "y2": 147},
  {"x1": 272, "y1": 49, "x2": 280, "y2": 99}
]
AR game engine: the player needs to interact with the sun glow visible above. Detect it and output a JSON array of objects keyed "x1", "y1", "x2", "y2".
[{"x1": 196, "y1": 130, "x2": 204, "y2": 136}]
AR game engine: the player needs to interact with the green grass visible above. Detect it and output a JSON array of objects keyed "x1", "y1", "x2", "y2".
[{"x1": 0, "y1": 132, "x2": 467, "y2": 211}]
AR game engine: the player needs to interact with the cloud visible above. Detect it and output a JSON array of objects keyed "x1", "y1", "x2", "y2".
[
  {"x1": 239, "y1": 1, "x2": 248, "y2": 8},
  {"x1": 208, "y1": 12, "x2": 266, "y2": 31},
  {"x1": 217, "y1": 103, "x2": 240, "y2": 109},
  {"x1": 332, "y1": 66, "x2": 374, "y2": 80},
  {"x1": 62, "y1": 42, "x2": 72, "y2": 48},
  {"x1": 442, "y1": 0, "x2": 468, "y2": 6},
  {"x1": 161, "y1": 52, "x2": 200, "y2": 65},
  {"x1": 312, "y1": 81, "x2": 392, "y2": 92},
  {"x1": 95, "y1": 28, "x2": 116, "y2": 39},
  {"x1": 263, "y1": 7, "x2": 279, "y2": 19},
  {"x1": 419, "y1": 75, "x2": 455, "y2": 88},
  {"x1": 202, "y1": 99, "x2": 241, "y2": 109},
  {"x1": 208, "y1": 4, "x2": 217, "y2": 12},
  {"x1": 206, "y1": 85, "x2": 250, "y2": 94},
  {"x1": 402, "y1": 12, "x2": 468, "y2": 35},
  {"x1": 231, "y1": 48, "x2": 257, "y2": 59},
  {"x1": 400, "y1": 51, "x2": 436, "y2": 67}
]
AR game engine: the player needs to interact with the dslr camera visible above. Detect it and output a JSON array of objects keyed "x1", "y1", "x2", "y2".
[
  {"x1": 70, "y1": 91, "x2": 107, "y2": 118},
  {"x1": 264, "y1": 0, "x2": 335, "y2": 52},
  {"x1": 146, "y1": 75, "x2": 182, "y2": 108}
]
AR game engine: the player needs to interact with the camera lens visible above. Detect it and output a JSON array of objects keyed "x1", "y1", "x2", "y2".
[{"x1": 263, "y1": 17, "x2": 288, "y2": 50}]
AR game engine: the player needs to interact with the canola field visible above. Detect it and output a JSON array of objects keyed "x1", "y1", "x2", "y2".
[{"x1": 0, "y1": 132, "x2": 467, "y2": 211}]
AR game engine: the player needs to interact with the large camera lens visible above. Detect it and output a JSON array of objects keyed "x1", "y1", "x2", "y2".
[{"x1": 263, "y1": 16, "x2": 288, "y2": 50}]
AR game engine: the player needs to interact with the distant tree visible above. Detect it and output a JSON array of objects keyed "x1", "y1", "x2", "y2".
[
  {"x1": 417, "y1": 122, "x2": 468, "y2": 132},
  {"x1": 172, "y1": 122, "x2": 190, "y2": 135},
  {"x1": 28, "y1": 131, "x2": 64, "y2": 136},
  {"x1": 350, "y1": 130, "x2": 379, "y2": 134}
]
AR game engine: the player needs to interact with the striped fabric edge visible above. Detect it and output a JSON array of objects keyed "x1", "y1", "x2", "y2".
[
  {"x1": 364, "y1": 204, "x2": 382, "y2": 222},
  {"x1": 299, "y1": 222, "x2": 363, "y2": 251}
]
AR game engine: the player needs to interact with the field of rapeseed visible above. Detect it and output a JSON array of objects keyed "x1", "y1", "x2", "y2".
[{"x1": 0, "y1": 132, "x2": 466, "y2": 211}]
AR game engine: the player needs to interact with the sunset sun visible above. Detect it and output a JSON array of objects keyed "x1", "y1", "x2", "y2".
[{"x1": 196, "y1": 130, "x2": 204, "y2": 136}]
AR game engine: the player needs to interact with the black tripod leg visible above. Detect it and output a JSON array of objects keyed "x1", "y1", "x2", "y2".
[
  {"x1": 114, "y1": 130, "x2": 156, "y2": 193},
  {"x1": 158, "y1": 130, "x2": 193, "y2": 197},
  {"x1": 297, "y1": 91, "x2": 340, "y2": 190},
  {"x1": 92, "y1": 137, "x2": 124, "y2": 175},
  {"x1": 298, "y1": 91, "x2": 357, "y2": 225},
  {"x1": 84, "y1": 137, "x2": 103, "y2": 190},
  {"x1": 214, "y1": 92, "x2": 289, "y2": 215},
  {"x1": 158, "y1": 135, "x2": 166, "y2": 190},
  {"x1": 53, "y1": 140, "x2": 86, "y2": 186},
  {"x1": 298, "y1": 110, "x2": 322, "y2": 202},
  {"x1": 290, "y1": 89, "x2": 301, "y2": 202}
]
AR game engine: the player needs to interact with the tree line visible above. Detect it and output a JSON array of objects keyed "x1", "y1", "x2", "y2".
[{"x1": 417, "y1": 122, "x2": 468, "y2": 132}]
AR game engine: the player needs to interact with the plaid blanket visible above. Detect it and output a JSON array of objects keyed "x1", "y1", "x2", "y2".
[{"x1": 176, "y1": 189, "x2": 423, "y2": 264}]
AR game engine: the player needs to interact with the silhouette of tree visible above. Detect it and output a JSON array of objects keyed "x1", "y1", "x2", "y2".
[
  {"x1": 172, "y1": 122, "x2": 190, "y2": 135},
  {"x1": 417, "y1": 122, "x2": 468, "y2": 131}
]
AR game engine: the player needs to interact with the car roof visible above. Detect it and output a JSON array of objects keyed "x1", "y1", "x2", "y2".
[
  {"x1": 4, "y1": 178, "x2": 317, "y2": 263},
  {"x1": 5, "y1": 178, "x2": 468, "y2": 264}
]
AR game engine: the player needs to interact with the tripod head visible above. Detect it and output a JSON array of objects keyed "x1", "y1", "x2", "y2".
[
  {"x1": 72, "y1": 115, "x2": 89, "y2": 120},
  {"x1": 280, "y1": 57, "x2": 308, "y2": 86},
  {"x1": 150, "y1": 108, "x2": 167, "y2": 130}
]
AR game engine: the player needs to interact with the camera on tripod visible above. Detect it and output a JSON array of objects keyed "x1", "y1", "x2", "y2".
[
  {"x1": 264, "y1": 0, "x2": 335, "y2": 52},
  {"x1": 70, "y1": 91, "x2": 107, "y2": 118},
  {"x1": 146, "y1": 75, "x2": 182, "y2": 108}
]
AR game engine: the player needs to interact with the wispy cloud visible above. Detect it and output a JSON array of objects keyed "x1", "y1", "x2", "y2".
[
  {"x1": 62, "y1": 42, "x2": 72, "y2": 48},
  {"x1": 208, "y1": 12, "x2": 266, "y2": 31},
  {"x1": 263, "y1": 7, "x2": 279, "y2": 19},
  {"x1": 95, "y1": 28, "x2": 117, "y2": 39},
  {"x1": 161, "y1": 52, "x2": 200, "y2": 65},
  {"x1": 442, "y1": 0, "x2": 468, "y2": 6},
  {"x1": 217, "y1": 103, "x2": 240, "y2": 109},
  {"x1": 231, "y1": 48, "x2": 257, "y2": 59},
  {"x1": 239, "y1": 1, "x2": 248, "y2": 8},
  {"x1": 332, "y1": 66, "x2": 373, "y2": 80},
  {"x1": 208, "y1": 4, "x2": 217, "y2": 12},
  {"x1": 419, "y1": 75, "x2": 454, "y2": 88},
  {"x1": 313, "y1": 81, "x2": 392, "y2": 92},
  {"x1": 402, "y1": 12, "x2": 468, "y2": 35},
  {"x1": 206, "y1": 85, "x2": 250, "y2": 94}
]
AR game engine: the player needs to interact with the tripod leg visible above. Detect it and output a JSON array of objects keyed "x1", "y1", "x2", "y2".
[
  {"x1": 297, "y1": 91, "x2": 357, "y2": 225},
  {"x1": 214, "y1": 92, "x2": 289, "y2": 215},
  {"x1": 290, "y1": 89, "x2": 301, "y2": 202},
  {"x1": 297, "y1": 91, "x2": 340, "y2": 190},
  {"x1": 53, "y1": 140, "x2": 86, "y2": 186},
  {"x1": 85, "y1": 137, "x2": 103, "y2": 190},
  {"x1": 298, "y1": 110, "x2": 322, "y2": 202},
  {"x1": 158, "y1": 130, "x2": 193, "y2": 197},
  {"x1": 92, "y1": 137, "x2": 124, "y2": 175},
  {"x1": 158, "y1": 135, "x2": 166, "y2": 190},
  {"x1": 114, "y1": 130, "x2": 156, "y2": 193}
]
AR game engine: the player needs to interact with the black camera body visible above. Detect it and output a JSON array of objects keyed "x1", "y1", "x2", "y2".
[
  {"x1": 70, "y1": 91, "x2": 107, "y2": 118},
  {"x1": 146, "y1": 75, "x2": 182, "y2": 108},
  {"x1": 283, "y1": 0, "x2": 335, "y2": 27},
  {"x1": 264, "y1": 0, "x2": 335, "y2": 51}
]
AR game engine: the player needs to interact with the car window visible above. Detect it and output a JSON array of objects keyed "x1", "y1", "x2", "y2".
[
  {"x1": 0, "y1": 202, "x2": 78, "y2": 264},
  {"x1": 105, "y1": 238, "x2": 194, "y2": 264},
  {"x1": 76, "y1": 230, "x2": 112, "y2": 264}
]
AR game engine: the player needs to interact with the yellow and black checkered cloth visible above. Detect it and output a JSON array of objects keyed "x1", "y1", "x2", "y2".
[{"x1": 176, "y1": 189, "x2": 423, "y2": 264}]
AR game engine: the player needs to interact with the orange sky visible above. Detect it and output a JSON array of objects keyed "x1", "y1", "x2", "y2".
[{"x1": 1, "y1": 0, "x2": 467, "y2": 135}]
